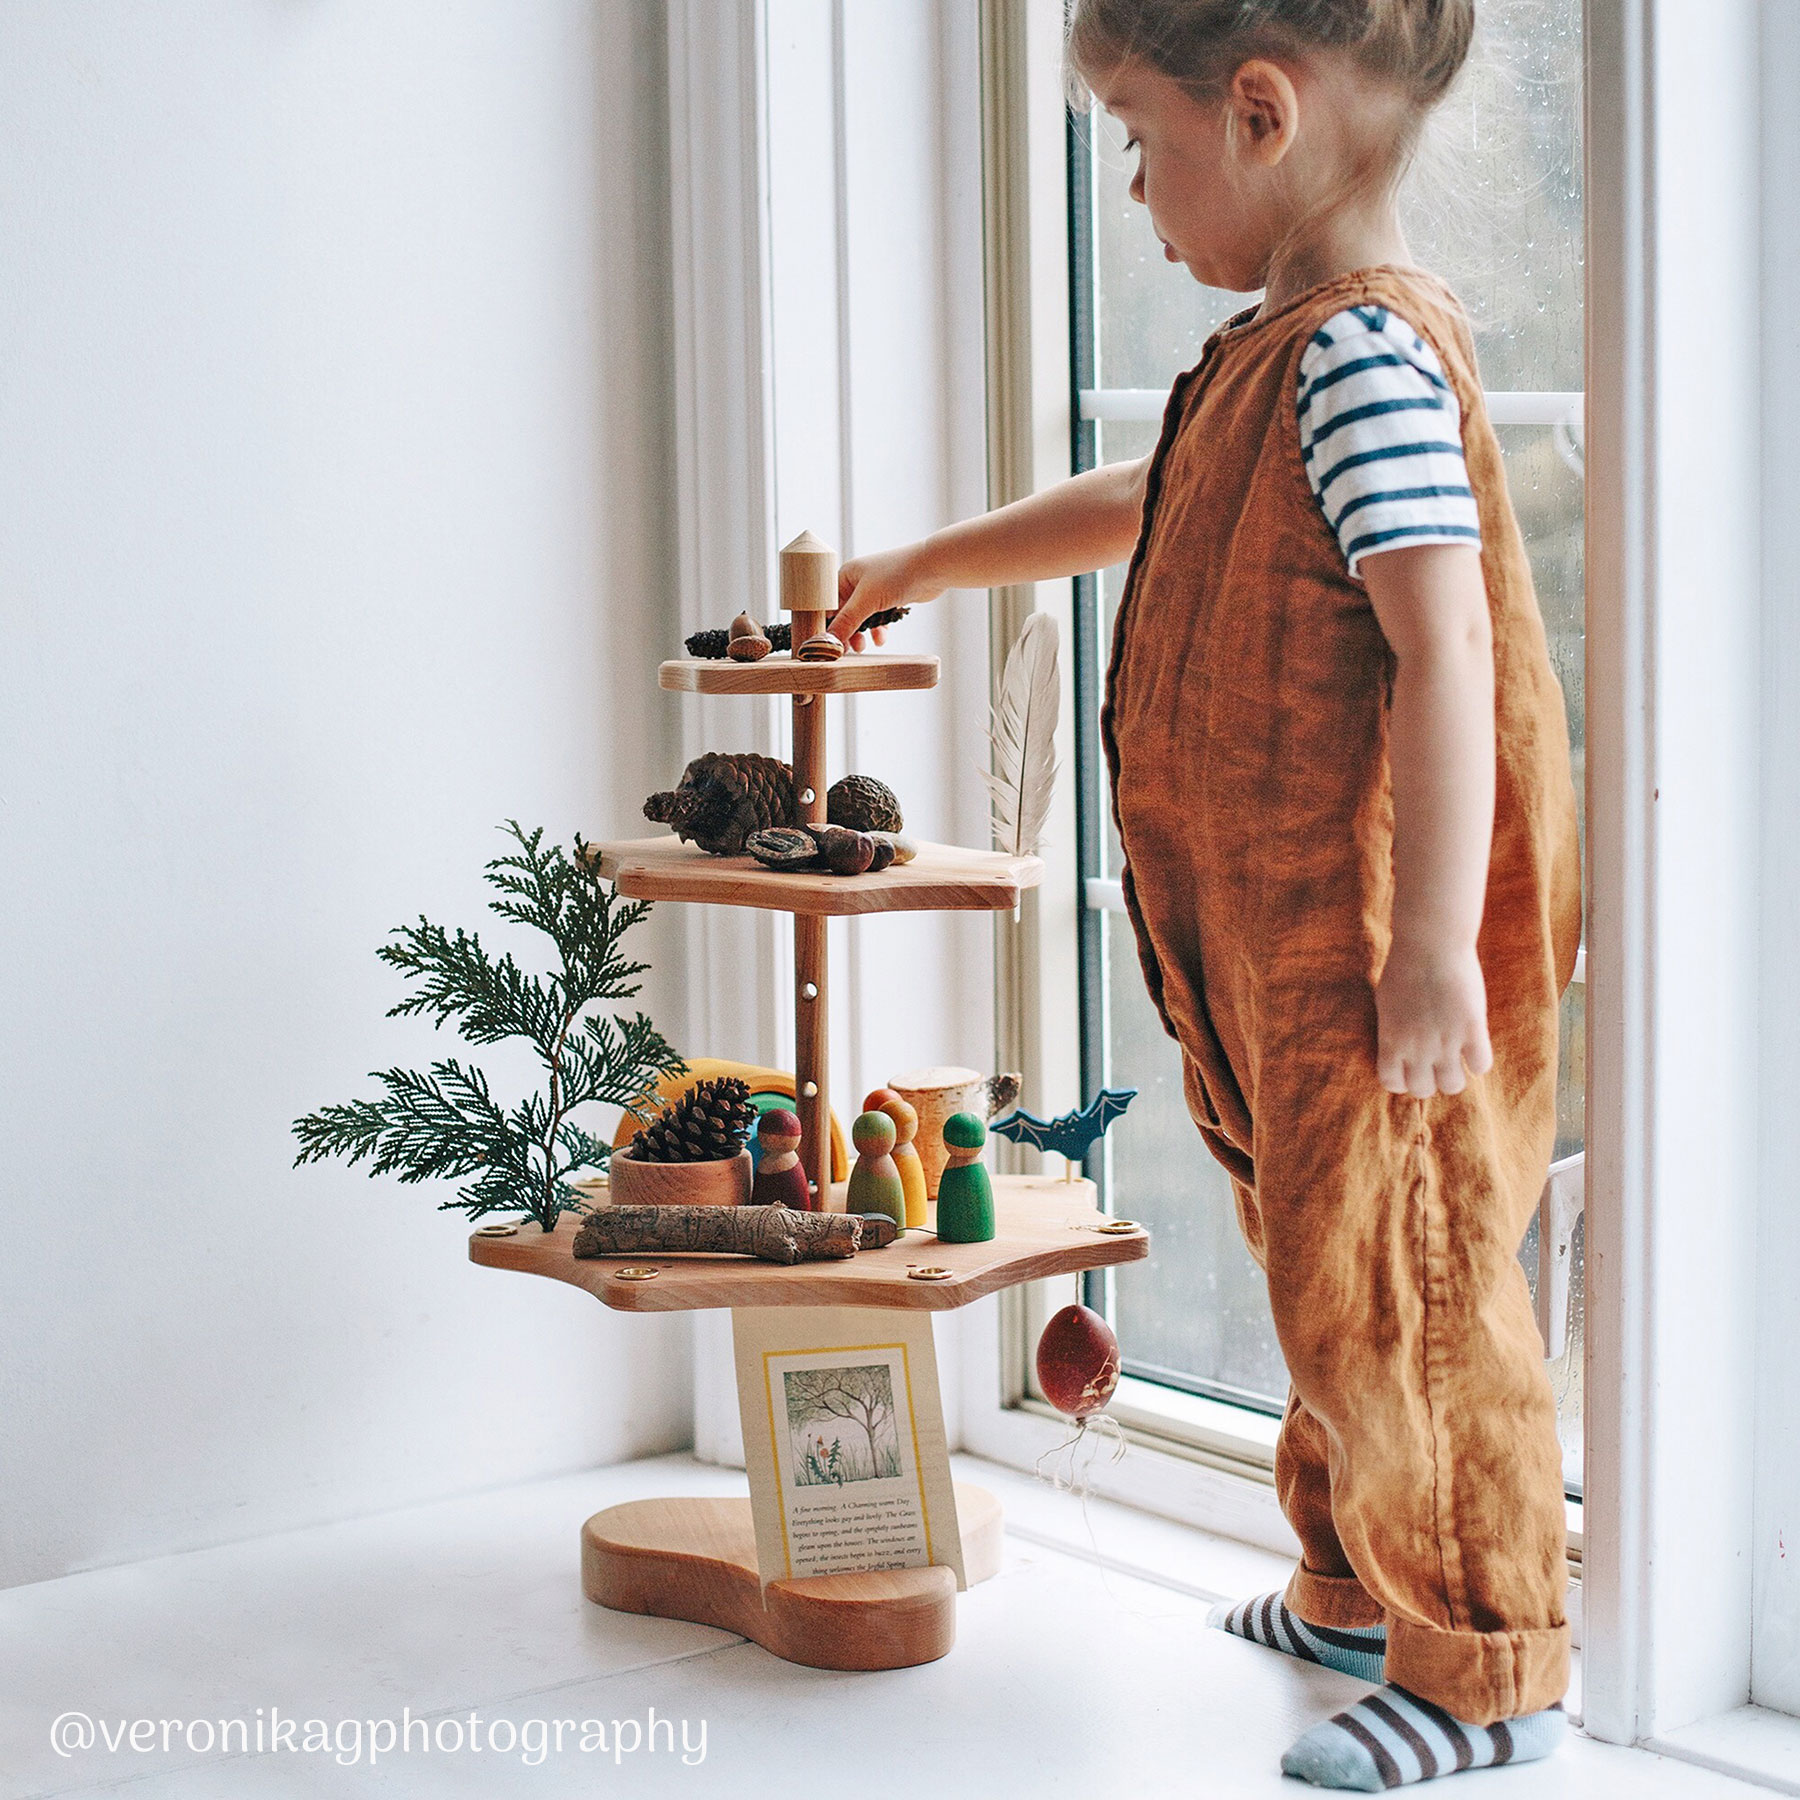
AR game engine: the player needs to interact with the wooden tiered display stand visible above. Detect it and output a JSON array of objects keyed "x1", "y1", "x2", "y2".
[{"x1": 470, "y1": 531, "x2": 1149, "y2": 1671}]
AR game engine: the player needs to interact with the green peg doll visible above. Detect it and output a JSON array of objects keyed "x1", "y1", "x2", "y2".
[
  {"x1": 935, "y1": 1111, "x2": 994, "y2": 1243},
  {"x1": 847, "y1": 1109, "x2": 906, "y2": 1234}
]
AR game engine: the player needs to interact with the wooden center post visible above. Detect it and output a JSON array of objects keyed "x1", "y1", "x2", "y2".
[{"x1": 780, "y1": 529, "x2": 837, "y2": 1205}]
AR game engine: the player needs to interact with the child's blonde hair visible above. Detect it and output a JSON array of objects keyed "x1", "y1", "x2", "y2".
[{"x1": 1067, "y1": 0, "x2": 1474, "y2": 192}]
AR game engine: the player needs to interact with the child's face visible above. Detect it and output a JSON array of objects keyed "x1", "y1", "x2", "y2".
[{"x1": 1085, "y1": 56, "x2": 1291, "y2": 295}]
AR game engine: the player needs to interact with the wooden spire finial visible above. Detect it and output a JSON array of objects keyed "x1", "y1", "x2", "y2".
[{"x1": 780, "y1": 530, "x2": 838, "y2": 615}]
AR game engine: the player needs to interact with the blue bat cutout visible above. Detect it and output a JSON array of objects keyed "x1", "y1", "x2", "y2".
[{"x1": 989, "y1": 1088, "x2": 1137, "y2": 1169}]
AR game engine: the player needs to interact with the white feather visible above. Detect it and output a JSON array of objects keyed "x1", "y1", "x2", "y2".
[{"x1": 983, "y1": 611, "x2": 1060, "y2": 856}]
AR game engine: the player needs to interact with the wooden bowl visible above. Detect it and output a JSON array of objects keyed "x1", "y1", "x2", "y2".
[{"x1": 607, "y1": 1146, "x2": 752, "y2": 1207}]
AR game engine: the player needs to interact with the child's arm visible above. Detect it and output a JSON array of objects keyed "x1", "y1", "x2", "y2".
[
  {"x1": 1362, "y1": 543, "x2": 1497, "y2": 1099},
  {"x1": 831, "y1": 456, "x2": 1150, "y2": 642}
]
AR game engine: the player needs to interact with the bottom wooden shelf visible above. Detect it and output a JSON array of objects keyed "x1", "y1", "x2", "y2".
[{"x1": 580, "y1": 1485, "x2": 1004, "y2": 1671}]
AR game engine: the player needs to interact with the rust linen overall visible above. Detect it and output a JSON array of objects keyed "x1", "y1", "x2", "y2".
[{"x1": 1102, "y1": 266, "x2": 1581, "y2": 1724}]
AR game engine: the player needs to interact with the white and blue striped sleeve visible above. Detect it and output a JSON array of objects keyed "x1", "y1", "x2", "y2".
[{"x1": 1296, "y1": 306, "x2": 1482, "y2": 577}]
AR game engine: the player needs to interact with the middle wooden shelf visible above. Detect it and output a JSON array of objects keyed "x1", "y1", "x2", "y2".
[{"x1": 586, "y1": 834, "x2": 1042, "y2": 917}]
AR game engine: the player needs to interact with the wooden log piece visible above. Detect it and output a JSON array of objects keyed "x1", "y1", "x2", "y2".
[{"x1": 572, "y1": 1204, "x2": 861, "y2": 1264}]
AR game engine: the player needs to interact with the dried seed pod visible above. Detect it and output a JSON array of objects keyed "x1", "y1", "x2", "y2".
[
  {"x1": 826, "y1": 773, "x2": 903, "y2": 833},
  {"x1": 796, "y1": 632, "x2": 845, "y2": 663},
  {"x1": 746, "y1": 826, "x2": 823, "y2": 871}
]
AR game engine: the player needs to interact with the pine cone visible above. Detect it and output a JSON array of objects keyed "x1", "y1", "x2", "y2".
[
  {"x1": 683, "y1": 607, "x2": 911, "y2": 658},
  {"x1": 826, "y1": 773, "x2": 903, "y2": 833},
  {"x1": 643, "y1": 752, "x2": 797, "y2": 855},
  {"x1": 630, "y1": 1076, "x2": 756, "y2": 1163}
]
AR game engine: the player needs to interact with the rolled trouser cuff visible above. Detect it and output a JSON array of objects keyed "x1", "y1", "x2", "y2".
[
  {"x1": 1285, "y1": 1564, "x2": 1385, "y2": 1630},
  {"x1": 1386, "y1": 1616, "x2": 1570, "y2": 1726}
]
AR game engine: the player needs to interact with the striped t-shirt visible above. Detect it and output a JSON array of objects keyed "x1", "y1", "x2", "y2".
[{"x1": 1296, "y1": 305, "x2": 1483, "y2": 576}]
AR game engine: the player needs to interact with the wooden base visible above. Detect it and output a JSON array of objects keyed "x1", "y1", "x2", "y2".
[{"x1": 580, "y1": 1485, "x2": 1004, "y2": 1670}]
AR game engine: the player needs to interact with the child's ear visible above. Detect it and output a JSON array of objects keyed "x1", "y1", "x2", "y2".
[{"x1": 1229, "y1": 59, "x2": 1299, "y2": 166}]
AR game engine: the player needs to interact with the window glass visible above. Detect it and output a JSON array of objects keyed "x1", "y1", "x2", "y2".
[{"x1": 1074, "y1": 0, "x2": 1586, "y2": 1487}]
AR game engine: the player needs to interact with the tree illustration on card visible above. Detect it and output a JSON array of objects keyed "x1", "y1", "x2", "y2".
[{"x1": 783, "y1": 1365, "x2": 901, "y2": 1484}]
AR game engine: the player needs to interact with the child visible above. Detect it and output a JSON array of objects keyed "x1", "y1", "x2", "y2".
[{"x1": 830, "y1": 1, "x2": 1580, "y2": 1789}]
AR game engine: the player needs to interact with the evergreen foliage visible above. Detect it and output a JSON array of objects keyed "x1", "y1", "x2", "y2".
[{"x1": 292, "y1": 822, "x2": 684, "y2": 1231}]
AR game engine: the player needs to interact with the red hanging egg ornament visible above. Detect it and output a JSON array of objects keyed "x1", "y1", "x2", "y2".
[{"x1": 1035, "y1": 1304, "x2": 1121, "y2": 1419}]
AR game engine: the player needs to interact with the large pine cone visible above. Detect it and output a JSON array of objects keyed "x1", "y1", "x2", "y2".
[
  {"x1": 630, "y1": 1076, "x2": 756, "y2": 1163},
  {"x1": 826, "y1": 774, "x2": 903, "y2": 833},
  {"x1": 643, "y1": 752, "x2": 797, "y2": 855}
]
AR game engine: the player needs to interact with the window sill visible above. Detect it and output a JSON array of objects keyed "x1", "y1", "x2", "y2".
[{"x1": 1648, "y1": 1707, "x2": 1800, "y2": 1797}]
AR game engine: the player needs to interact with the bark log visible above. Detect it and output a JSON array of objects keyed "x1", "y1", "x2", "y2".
[{"x1": 571, "y1": 1204, "x2": 863, "y2": 1263}]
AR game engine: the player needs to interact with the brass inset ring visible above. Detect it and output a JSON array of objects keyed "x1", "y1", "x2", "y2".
[
  {"x1": 1096, "y1": 1219, "x2": 1142, "y2": 1235},
  {"x1": 474, "y1": 1223, "x2": 519, "y2": 1238},
  {"x1": 613, "y1": 1266, "x2": 661, "y2": 1281},
  {"x1": 907, "y1": 1266, "x2": 954, "y2": 1281}
]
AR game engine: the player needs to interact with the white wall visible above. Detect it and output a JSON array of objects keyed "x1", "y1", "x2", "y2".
[{"x1": 0, "y1": 0, "x2": 692, "y2": 1589}]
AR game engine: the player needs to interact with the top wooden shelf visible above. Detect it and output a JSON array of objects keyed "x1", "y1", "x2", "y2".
[
  {"x1": 468, "y1": 1175, "x2": 1148, "y2": 1312},
  {"x1": 659, "y1": 653, "x2": 939, "y2": 696}
]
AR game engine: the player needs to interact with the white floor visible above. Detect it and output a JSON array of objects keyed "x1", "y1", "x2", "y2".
[{"x1": 0, "y1": 1452, "x2": 1768, "y2": 1799}]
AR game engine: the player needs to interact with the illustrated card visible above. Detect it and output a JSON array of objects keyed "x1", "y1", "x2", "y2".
[{"x1": 730, "y1": 1304, "x2": 965, "y2": 1590}]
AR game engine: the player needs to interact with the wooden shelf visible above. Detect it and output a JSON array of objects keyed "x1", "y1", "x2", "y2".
[
  {"x1": 659, "y1": 653, "x2": 939, "y2": 695},
  {"x1": 587, "y1": 834, "x2": 1042, "y2": 916},
  {"x1": 469, "y1": 1174, "x2": 1147, "y2": 1312}
]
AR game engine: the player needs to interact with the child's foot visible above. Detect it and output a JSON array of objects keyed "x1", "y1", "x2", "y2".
[
  {"x1": 1207, "y1": 1592, "x2": 1386, "y2": 1682},
  {"x1": 1282, "y1": 1686, "x2": 1566, "y2": 1789}
]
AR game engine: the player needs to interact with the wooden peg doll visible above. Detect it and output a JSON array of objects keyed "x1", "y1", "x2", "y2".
[
  {"x1": 750, "y1": 1109, "x2": 813, "y2": 1211},
  {"x1": 846, "y1": 1109, "x2": 905, "y2": 1233},
  {"x1": 865, "y1": 1086, "x2": 927, "y2": 1230},
  {"x1": 935, "y1": 1111, "x2": 995, "y2": 1243}
]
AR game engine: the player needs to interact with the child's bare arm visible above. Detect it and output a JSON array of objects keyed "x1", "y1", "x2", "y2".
[
  {"x1": 831, "y1": 457, "x2": 1150, "y2": 643},
  {"x1": 1362, "y1": 543, "x2": 1496, "y2": 1099}
]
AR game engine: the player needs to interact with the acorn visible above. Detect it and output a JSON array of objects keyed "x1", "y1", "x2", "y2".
[
  {"x1": 805, "y1": 823, "x2": 875, "y2": 876},
  {"x1": 865, "y1": 835, "x2": 895, "y2": 873},
  {"x1": 726, "y1": 611, "x2": 772, "y2": 661},
  {"x1": 796, "y1": 632, "x2": 845, "y2": 663},
  {"x1": 826, "y1": 773, "x2": 903, "y2": 834}
]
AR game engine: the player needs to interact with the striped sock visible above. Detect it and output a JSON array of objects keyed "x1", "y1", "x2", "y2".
[
  {"x1": 1207, "y1": 1592, "x2": 1386, "y2": 1683},
  {"x1": 1282, "y1": 1687, "x2": 1566, "y2": 1790}
]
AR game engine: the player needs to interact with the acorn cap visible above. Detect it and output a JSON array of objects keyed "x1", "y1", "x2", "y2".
[{"x1": 943, "y1": 1111, "x2": 986, "y2": 1149}]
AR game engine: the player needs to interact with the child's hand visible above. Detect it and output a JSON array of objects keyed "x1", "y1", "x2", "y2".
[
  {"x1": 832, "y1": 544, "x2": 946, "y2": 646},
  {"x1": 1374, "y1": 941, "x2": 1493, "y2": 1098}
]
